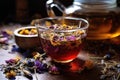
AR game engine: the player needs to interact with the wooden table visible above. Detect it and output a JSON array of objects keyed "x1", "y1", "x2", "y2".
[{"x1": 0, "y1": 24, "x2": 120, "y2": 80}]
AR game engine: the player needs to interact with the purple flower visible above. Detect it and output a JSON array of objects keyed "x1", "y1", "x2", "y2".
[
  {"x1": 34, "y1": 60, "x2": 42, "y2": 68},
  {"x1": 1, "y1": 31, "x2": 10, "y2": 37},
  {"x1": 49, "y1": 65, "x2": 59, "y2": 74},
  {"x1": 34, "y1": 60, "x2": 48, "y2": 73},
  {"x1": 66, "y1": 36, "x2": 76, "y2": 41}
]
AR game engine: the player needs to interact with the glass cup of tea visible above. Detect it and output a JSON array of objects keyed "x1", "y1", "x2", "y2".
[{"x1": 36, "y1": 17, "x2": 89, "y2": 63}]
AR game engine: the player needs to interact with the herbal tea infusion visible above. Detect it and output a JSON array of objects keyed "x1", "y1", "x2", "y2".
[{"x1": 37, "y1": 17, "x2": 89, "y2": 63}]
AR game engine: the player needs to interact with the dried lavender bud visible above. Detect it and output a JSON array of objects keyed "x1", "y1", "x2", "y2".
[
  {"x1": 40, "y1": 63, "x2": 48, "y2": 71},
  {"x1": 34, "y1": 60, "x2": 48, "y2": 73},
  {"x1": 34, "y1": 60, "x2": 42, "y2": 68},
  {"x1": 11, "y1": 45, "x2": 18, "y2": 52},
  {"x1": 26, "y1": 59, "x2": 35, "y2": 67}
]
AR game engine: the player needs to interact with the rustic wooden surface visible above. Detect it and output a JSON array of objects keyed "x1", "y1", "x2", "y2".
[{"x1": 0, "y1": 24, "x2": 120, "y2": 80}]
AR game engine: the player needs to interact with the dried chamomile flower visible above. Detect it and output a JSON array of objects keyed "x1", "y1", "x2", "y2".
[
  {"x1": 4, "y1": 68, "x2": 17, "y2": 80},
  {"x1": 45, "y1": 21, "x2": 52, "y2": 27},
  {"x1": 32, "y1": 52, "x2": 41, "y2": 60},
  {"x1": 30, "y1": 28, "x2": 37, "y2": 34},
  {"x1": 19, "y1": 28, "x2": 37, "y2": 35}
]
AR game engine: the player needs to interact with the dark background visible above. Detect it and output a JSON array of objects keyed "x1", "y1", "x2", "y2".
[{"x1": 0, "y1": 0, "x2": 119, "y2": 24}]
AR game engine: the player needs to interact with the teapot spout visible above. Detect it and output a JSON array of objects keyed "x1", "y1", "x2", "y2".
[{"x1": 46, "y1": 0, "x2": 66, "y2": 17}]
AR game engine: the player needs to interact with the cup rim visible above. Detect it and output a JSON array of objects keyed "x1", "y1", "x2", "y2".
[
  {"x1": 14, "y1": 26, "x2": 38, "y2": 37},
  {"x1": 36, "y1": 16, "x2": 89, "y2": 32}
]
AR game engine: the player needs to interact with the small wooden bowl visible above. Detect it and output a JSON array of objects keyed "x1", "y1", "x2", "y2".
[{"x1": 14, "y1": 26, "x2": 40, "y2": 49}]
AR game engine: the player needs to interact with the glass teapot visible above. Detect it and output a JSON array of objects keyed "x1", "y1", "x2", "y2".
[{"x1": 46, "y1": 0, "x2": 120, "y2": 40}]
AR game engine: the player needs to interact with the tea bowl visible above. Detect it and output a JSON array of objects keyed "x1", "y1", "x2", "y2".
[{"x1": 14, "y1": 26, "x2": 40, "y2": 49}]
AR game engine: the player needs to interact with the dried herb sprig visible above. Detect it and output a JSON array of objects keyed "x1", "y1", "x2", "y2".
[
  {"x1": 0, "y1": 52, "x2": 60, "y2": 80},
  {"x1": 90, "y1": 56, "x2": 120, "y2": 80}
]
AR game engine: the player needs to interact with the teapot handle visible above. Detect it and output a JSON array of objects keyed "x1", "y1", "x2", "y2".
[{"x1": 46, "y1": 0, "x2": 66, "y2": 17}]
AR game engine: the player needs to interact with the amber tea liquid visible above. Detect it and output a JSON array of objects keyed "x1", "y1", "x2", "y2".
[{"x1": 40, "y1": 37, "x2": 83, "y2": 63}]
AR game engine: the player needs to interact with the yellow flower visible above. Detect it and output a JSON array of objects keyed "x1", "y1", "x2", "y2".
[
  {"x1": 6, "y1": 70, "x2": 16, "y2": 78},
  {"x1": 15, "y1": 56, "x2": 21, "y2": 62},
  {"x1": 50, "y1": 36, "x2": 61, "y2": 46},
  {"x1": 30, "y1": 28, "x2": 37, "y2": 34}
]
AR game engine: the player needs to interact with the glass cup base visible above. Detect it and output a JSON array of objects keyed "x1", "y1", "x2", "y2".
[
  {"x1": 52, "y1": 58, "x2": 85, "y2": 73},
  {"x1": 53, "y1": 59, "x2": 74, "y2": 63}
]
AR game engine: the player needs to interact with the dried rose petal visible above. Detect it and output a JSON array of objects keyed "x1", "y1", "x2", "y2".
[
  {"x1": 49, "y1": 26, "x2": 55, "y2": 29},
  {"x1": 0, "y1": 37, "x2": 8, "y2": 44},
  {"x1": 5, "y1": 59, "x2": 17, "y2": 65},
  {"x1": 49, "y1": 65, "x2": 60, "y2": 74}
]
